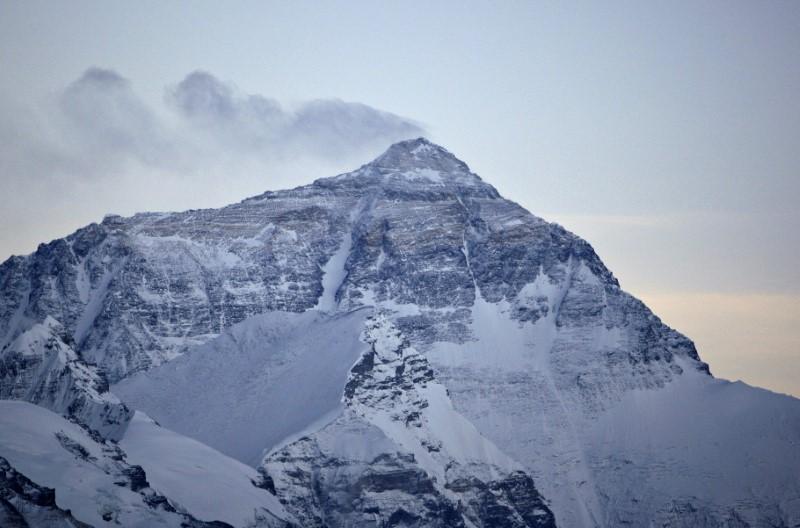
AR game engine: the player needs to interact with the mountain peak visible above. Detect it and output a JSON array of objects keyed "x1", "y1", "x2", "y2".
[
  {"x1": 312, "y1": 137, "x2": 496, "y2": 196},
  {"x1": 381, "y1": 136, "x2": 444, "y2": 155},
  {"x1": 251, "y1": 138, "x2": 496, "y2": 204},
  {"x1": 370, "y1": 137, "x2": 471, "y2": 174}
]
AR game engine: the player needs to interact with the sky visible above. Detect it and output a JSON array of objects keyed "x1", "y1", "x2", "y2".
[{"x1": 0, "y1": 0, "x2": 798, "y2": 396}]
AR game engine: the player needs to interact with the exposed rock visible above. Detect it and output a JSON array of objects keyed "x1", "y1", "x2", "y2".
[
  {"x1": 0, "y1": 317, "x2": 132, "y2": 440},
  {"x1": 0, "y1": 456, "x2": 90, "y2": 527},
  {"x1": 263, "y1": 316, "x2": 556, "y2": 528}
]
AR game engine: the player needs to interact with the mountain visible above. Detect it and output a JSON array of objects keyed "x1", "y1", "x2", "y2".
[{"x1": 1, "y1": 137, "x2": 799, "y2": 527}]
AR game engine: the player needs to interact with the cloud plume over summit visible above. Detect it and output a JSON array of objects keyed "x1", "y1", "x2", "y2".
[
  {"x1": 27, "y1": 67, "x2": 424, "y2": 176},
  {"x1": 167, "y1": 70, "x2": 423, "y2": 161},
  {"x1": 0, "y1": 67, "x2": 425, "y2": 260},
  {"x1": 57, "y1": 68, "x2": 170, "y2": 169}
]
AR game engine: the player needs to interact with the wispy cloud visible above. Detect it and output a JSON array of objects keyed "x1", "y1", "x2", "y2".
[
  {"x1": 55, "y1": 68, "x2": 171, "y2": 171},
  {"x1": 167, "y1": 70, "x2": 425, "y2": 162},
  {"x1": 0, "y1": 67, "x2": 425, "y2": 260},
  {"x1": 2, "y1": 67, "x2": 425, "y2": 182}
]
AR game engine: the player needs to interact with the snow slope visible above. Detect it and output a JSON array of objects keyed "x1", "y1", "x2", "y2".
[
  {"x1": 114, "y1": 309, "x2": 371, "y2": 464},
  {"x1": 0, "y1": 401, "x2": 205, "y2": 527},
  {"x1": 0, "y1": 455, "x2": 91, "y2": 527},
  {"x1": 0, "y1": 400, "x2": 294, "y2": 527},
  {"x1": 121, "y1": 411, "x2": 293, "y2": 527},
  {"x1": 585, "y1": 363, "x2": 800, "y2": 526}
]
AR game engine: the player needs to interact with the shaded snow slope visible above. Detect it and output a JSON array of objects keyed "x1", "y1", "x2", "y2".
[
  {"x1": 114, "y1": 309, "x2": 370, "y2": 465},
  {"x1": 0, "y1": 455, "x2": 91, "y2": 527},
  {"x1": 0, "y1": 400, "x2": 250, "y2": 527},
  {"x1": 585, "y1": 364, "x2": 800, "y2": 526},
  {"x1": 121, "y1": 411, "x2": 293, "y2": 527}
]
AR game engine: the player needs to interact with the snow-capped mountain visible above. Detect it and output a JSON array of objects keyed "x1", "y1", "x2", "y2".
[{"x1": 1, "y1": 137, "x2": 799, "y2": 527}]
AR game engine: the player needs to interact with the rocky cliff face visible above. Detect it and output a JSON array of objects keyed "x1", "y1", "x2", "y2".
[
  {"x1": 263, "y1": 315, "x2": 556, "y2": 528},
  {"x1": 1, "y1": 138, "x2": 798, "y2": 527},
  {"x1": 0, "y1": 316, "x2": 131, "y2": 440}
]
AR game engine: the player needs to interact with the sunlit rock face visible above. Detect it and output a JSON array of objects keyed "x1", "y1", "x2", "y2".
[{"x1": 2, "y1": 138, "x2": 799, "y2": 528}]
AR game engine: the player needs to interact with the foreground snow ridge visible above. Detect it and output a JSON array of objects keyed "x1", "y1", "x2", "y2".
[
  {"x1": 0, "y1": 401, "x2": 293, "y2": 527},
  {"x1": 1, "y1": 137, "x2": 799, "y2": 527}
]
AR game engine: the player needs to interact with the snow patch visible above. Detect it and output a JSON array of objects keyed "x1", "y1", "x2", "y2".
[
  {"x1": 114, "y1": 310, "x2": 371, "y2": 465},
  {"x1": 314, "y1": 233, "x2": 353, "y2": 313}
]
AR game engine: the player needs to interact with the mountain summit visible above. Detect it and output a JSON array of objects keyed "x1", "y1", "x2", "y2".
[
  {"x1": 370, "y1": 137, "x2": 472, "y2": 173},
  {"x1": 1, "y1": 139, "x2": 799, "y2": 527},
  {"x1": 314, "y1": 137, "x2": 498, "y2": 197}
]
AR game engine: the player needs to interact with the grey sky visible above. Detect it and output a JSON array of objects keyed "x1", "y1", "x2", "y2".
[{"x1": 1, "y1": 1, "x2": 798, "y2": 395}]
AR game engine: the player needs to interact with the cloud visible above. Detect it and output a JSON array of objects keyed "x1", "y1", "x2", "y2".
[
  {"x1": 2, "y1": 67, "x2": 425, "y2": 182},
  {"x1": 290, "y1": 98, "x2": 424, "y2": 160},
  {"x1": 166, "y1": 70, "x2": 423, "y2": 160},
  {"x1": 0, "y1": 67, "x2": 426, "y2": 260},
  {"x1": 56, "y1": 68, "x2": 170, "y2": 168},
  {"x1": 170, "y1": 71, "x2": 245, "y2": 121}
]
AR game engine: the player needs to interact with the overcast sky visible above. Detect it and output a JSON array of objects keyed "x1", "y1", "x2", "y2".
[{"x1": 1, "y1": 0, "x2": 798, "y2": 396}]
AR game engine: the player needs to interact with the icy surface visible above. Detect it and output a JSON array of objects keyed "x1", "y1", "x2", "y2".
[
  {"x1": 314, "y1": 232, "x2": 352, "y2": 313},
  {"x1": 114, "y1": 309, "x2": 370, "y2": 464}
]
